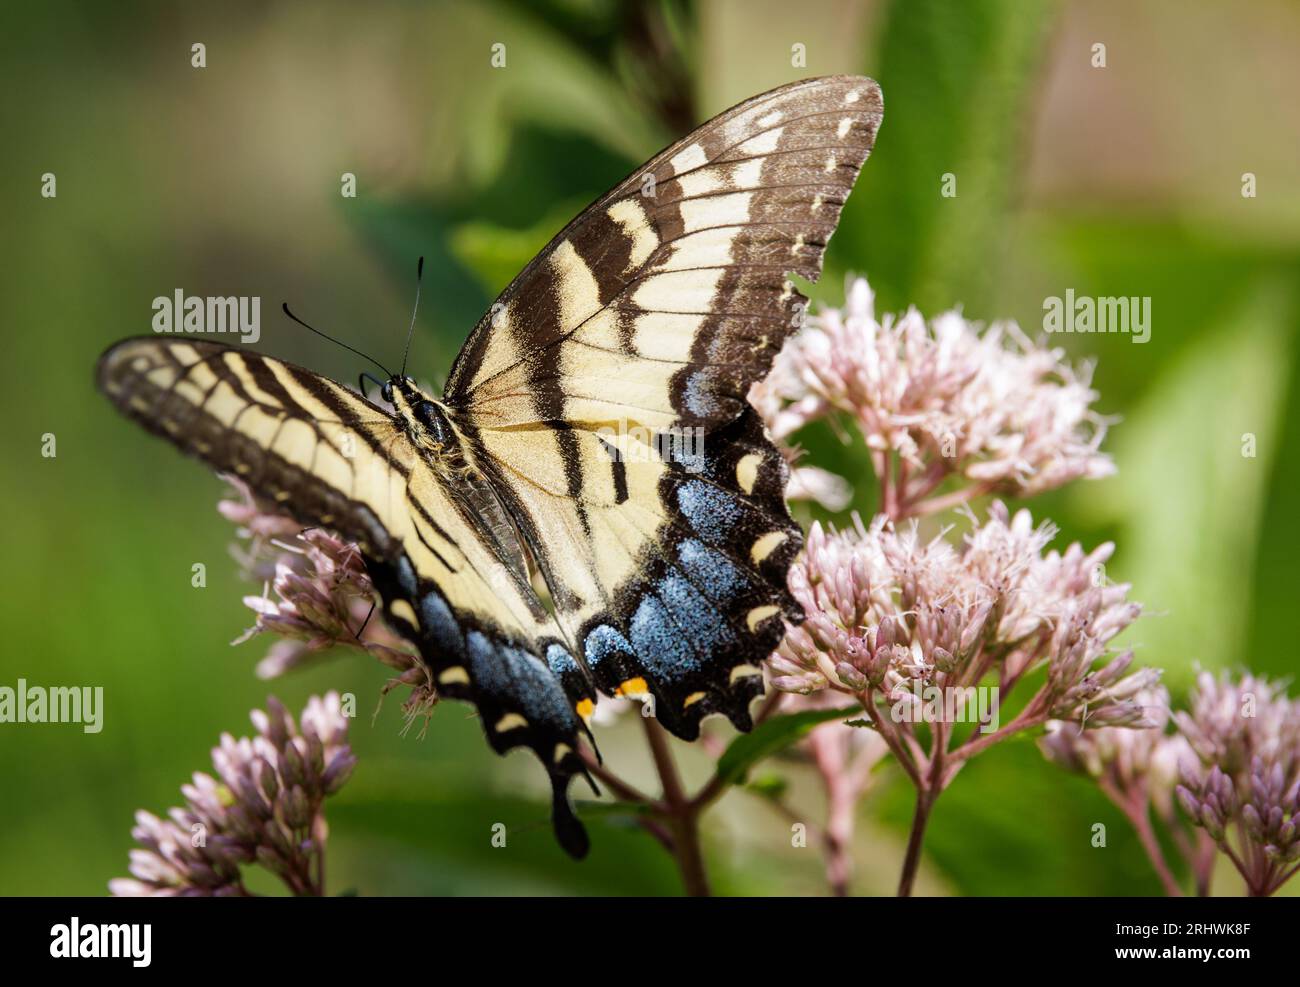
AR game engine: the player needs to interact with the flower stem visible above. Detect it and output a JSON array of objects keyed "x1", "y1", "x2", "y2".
[
  {"x1": 897, "y1": 786, "x2": 935, "y2": 897},
  {"x1": 809, "y1": 727, "x2": 857, "y2": 896},
  {"x1": 905, "y1": 480, "x2": 997, "y2": 519},
  {"x1": 642, "y1": 715, "x2": 711, "y2": 897},
  {"x1": 1098, "y1": 777, "x2": 1182, "y2": 896},
  {"x1": 580, "y1": 749, "x2": 663, "y2": 809}
]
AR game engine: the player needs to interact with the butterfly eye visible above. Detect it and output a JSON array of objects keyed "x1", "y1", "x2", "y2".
[{"x1": 381, "y1": 381, "x2": 394, "y2": 403}]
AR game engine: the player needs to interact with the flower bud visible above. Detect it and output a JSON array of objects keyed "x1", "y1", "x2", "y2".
[{"x1": 835, "y1": 661, "x2": 868, "y2": 692}]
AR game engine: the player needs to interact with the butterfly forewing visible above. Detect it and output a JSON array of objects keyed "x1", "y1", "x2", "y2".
[{"x1": 97, "y1": 338, "x2": 594, "y2": 857}]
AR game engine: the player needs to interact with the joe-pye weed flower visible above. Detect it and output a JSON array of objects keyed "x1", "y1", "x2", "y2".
[
  {"x1": 750, "y1": 277, "x2": 1114, "y2": 518},
  {"x1": 758, "y1": 277, "x2": 1155, "y2": 895},
  {"x1": 1174, "y1": 672, "x2": 1300, "y2": 895},
  {"x1": 1042, "y1": 671, "x2": 1300, "y2": 896},
  {"x1": 111, "y1": 692, "x2": 355, "y2": 896}
]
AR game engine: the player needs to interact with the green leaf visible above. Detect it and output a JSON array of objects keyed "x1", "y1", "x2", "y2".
[
  {"x1": 715, "y1": 707, "x2": 851, "y2": 786},
  {"x1": 443, "y1": 2, "x2": 667, "y2": 187},
  {"x1": 835, "y1": 0, "x2": 1059, "y2": 317},
  {"x1": 877, "y1": 741, "x2": 1178, "y2": 895},
  {"x1": 449, "y1": 198, "x2": 590, "y2": 298},
  {"x1": 1072, "y1": 278, "x2": 1294, "y2": 690},
  {"x1": 744, "y1": 772, "x2": 790, "y2": 801}
]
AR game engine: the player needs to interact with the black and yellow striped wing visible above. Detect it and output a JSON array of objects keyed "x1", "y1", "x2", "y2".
[
  {"x1": 445, "y1": 76, "x2": 882, "y2": 737},
  {"x1": 97, "y1": 339, "x2": 595, "y2": 856},
  {"x1": 97, "y1": 76, "x2": 882, "y2": 859}
]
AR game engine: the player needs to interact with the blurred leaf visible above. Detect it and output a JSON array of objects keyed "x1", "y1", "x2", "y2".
[
  {"x1": 1024, "y1": 215, "x2": 1280, "y2": 406},
  {"x1": 348, "y1": 199, "x2": 489, "y2": 372},
  {"x1": 716, "y1": 707, "x2": 848, "y2": 785},
  {"x1": 877, "y1": 741, "x2": 1177, "y2": 895},
  {"x1": 327, "y1": 760, "x2": 790, "y2": 895},
  {"x1": 1247, "y1": 263, "x2": 1300, "y2": 682},
  {"x1": 449, "y1": 198, "x2": 588, "y2": 296},
  {"x1": 835, "y1": 0, "x2": 1058, "y2": 316},
  {"x1": 744, "y1": 772, "x2": 790, "y2": 801},
  {"x1": 450, "y1": 2, "x2": 668, "y2": 186},
  {"x1": 1072, "y1": 278, "x2": 1294, "y2": 689}
]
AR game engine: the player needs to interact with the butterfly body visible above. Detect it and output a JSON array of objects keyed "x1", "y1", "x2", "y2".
[{"x1": 98, "y1": 76, "x2": 883, "y2": 857}]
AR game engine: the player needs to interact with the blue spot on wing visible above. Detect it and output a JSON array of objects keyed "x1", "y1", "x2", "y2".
[
  {"x1": 677, "y1": 538, "x2": 748, "y2": 600},
  {"x1": 584, "y1": 624, "x2": 633, "y2": 670},
  {"x1": 546, "y1": 643, "x2": 579, "y2": 677},
  {"x1": 676, "y1": 480, "x2": 743, "y2": 544},
  {"x1": 656, "y1": 571, "x2": 735, "y2": 653},
  {"x1": 683, "y1": 371, "x2": 719, "y2": 417},
  {"x1": 630, "y1": 593, "x2": 699, "y2": 680},
  {"x1": 396, "y1": 557, "x2": 418, "y2": 595},
  {"x1": 467, "y1": 631, "x2": 576, "y2": 729}
]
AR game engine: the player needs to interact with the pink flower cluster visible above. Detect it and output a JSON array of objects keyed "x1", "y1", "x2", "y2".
[
  {"x1": 750, "y1": 278, "x2": 1114, "y2": 510},
  {"x1": 111, "y1": 693, "x2": 356, "y2": 897},
  {"x1": 770, "y1": 502, "x2": 1150, "y2": 729}
]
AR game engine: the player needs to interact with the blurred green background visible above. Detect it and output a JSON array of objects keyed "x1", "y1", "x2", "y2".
[{"x1": 2, "y1": 0, "x2": 1298, "y2": 896}]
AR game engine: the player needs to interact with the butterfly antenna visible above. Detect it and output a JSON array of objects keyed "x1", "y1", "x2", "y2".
[
  {"x1": 400, "y1": 256, "x2": 425, "y2": 378},
  {"x1": 281, "y1": 303, "x2": 393, "y2": 379}
]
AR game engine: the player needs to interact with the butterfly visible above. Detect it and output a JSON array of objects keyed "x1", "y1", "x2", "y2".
[{"x1": 97, "y1": 75, "x2": 882, "y2": 857}]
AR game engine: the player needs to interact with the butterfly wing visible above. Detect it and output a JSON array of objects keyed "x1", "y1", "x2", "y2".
[
  {"x1": 445, "y1": 76, "x2": 882, "y2": 737},
  {"x1": 97, "y1": 338, "x2": 594, "y2": 857}
]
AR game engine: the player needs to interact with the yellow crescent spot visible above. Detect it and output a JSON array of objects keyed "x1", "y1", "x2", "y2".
[
  {"x1": 746, "y1": 605, "x2": 781, "y2": 632},
  {"x1": 735, "y1": 453, "x2": 762, "y2": 495},
  {"x1": 750, "y1": 531, "x2": 788, "y2": 565},
  {"x1": 495, "y1": 713, "x2": 528, "y2": 733},
  {"x1": 389, "y1": 599, "x2": 417, "y2": 627},
  {"x1": 683, "y1": 691, "x2": 707, "y2": 709},
  {"x1": 730, "y1": 663, "x2": 764, "y2": 683},
  {"x1": 575, "y1": 698, "x2": 595, "y2": 722},
  {"x1": 438, "y1": 666, "x2": 470, "y2": 686}
]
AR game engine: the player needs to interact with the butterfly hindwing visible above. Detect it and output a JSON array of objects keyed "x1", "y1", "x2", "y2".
[{"x1": 97, "y1": 338, "x2": 593, "y2": 857}]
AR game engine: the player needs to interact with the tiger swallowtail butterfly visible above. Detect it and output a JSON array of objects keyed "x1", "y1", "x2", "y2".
[{"x1": 97, "y1": 76, "x2": 883, "y2": 857}]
